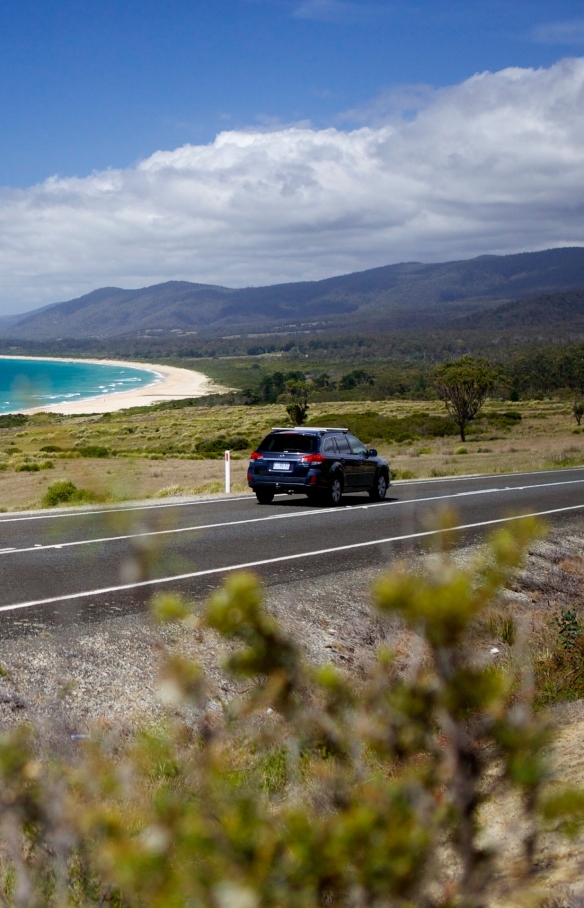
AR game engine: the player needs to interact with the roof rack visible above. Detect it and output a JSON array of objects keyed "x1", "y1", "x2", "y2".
[{"x1": 271, "y1": 426, "x2": 349, "y2": 432}]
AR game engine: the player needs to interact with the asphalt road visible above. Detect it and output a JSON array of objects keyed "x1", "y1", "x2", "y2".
[{"x1": 1, "y1": 466, "x2": 584, "y2": 635}]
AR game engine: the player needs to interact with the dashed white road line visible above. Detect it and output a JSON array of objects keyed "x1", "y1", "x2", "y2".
[
  {"x1": 0, "y1": 476, "x2": 583, "y2": 557},
  {"x1": 1, "y1": 502, "x2": 584, "y2": 614},
  {"x1": 0, "y1": 465, "x2": 582, "y2": 524}
]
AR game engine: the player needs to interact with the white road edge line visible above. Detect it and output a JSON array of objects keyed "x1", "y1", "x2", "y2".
[
  {"x1": 2, "y1": 502, "x2": 583, "y2": 613},
  {"x1": 1, "y1": 465, "x2": 584, "y2": 524},
  {"x1": 0, "y1": 495, "x2": 255, "y2": 523},
  {"x1": 3, "y1": 476, "x2": 584, "y2": 557}
]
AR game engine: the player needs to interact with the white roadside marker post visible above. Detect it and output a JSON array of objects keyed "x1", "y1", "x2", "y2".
[{"x1": 225, "y1": 450, "x2": 231, "y2": 494}]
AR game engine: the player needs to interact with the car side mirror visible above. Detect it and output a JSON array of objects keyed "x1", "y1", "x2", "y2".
[{"x1": 367, "y1": 448, "x2": 377, "y2": 457}]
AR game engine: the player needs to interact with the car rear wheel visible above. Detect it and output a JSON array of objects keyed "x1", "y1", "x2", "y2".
[
  {"x1": 325, "y1": 474, "x2": 343, "y2": 507},
  {"x1": 369, "y1": 471, "x2": 388, "y2": 502},
  {"x1": 256, "y1": 489, "x2": 274, "y2": 504}
]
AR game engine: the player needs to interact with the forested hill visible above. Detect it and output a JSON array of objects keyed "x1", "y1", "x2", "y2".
[
  {"x1": 452, "y1": 288, "x2": 584, "y2": 333},
  {"x1": 4, "y1": 246, "x2": 584, "y2": 340}
]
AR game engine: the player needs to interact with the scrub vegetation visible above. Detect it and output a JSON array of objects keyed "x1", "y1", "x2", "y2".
[
  {"x1": 0, "y1": 395, "x2": 583, "y2": 510},
  {"x1": 0, "y1": 520, "x2": 583, "y2": 905}
]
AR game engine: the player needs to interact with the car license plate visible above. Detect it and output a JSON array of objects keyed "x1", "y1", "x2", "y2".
[{"x1": 272, "y1": 462, "x2": 291, "y2": 471}]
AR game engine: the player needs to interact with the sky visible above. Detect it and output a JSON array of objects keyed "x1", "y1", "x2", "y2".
[{"x1": 2, "y1": 0, "x2": 584, "y2": 314}]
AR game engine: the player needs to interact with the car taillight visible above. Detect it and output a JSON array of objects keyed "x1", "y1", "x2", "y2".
[
  {"x1": 250, "y1": 451, "x2": 264, "y2": 460},
  {"x1": 301, "y1": 453, "x2": 326, "y2": 464}
]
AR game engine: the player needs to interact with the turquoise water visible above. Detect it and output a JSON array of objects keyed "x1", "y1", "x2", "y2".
[{"x1": 0, "y1": 357, "x2": 159, "y2": 413}]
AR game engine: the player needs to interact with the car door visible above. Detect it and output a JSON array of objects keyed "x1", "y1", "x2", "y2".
[
  {"x1": 333, "y1": 433, "x2": 358, "y2": 490},
  {"x1": 347, "y1": 434, "x2": 376, "y2": 489}
]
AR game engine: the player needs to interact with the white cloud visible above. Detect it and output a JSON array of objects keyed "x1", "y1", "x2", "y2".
[
  {"x1": 3, "y1": 57, "x2": 584, "y2": 314},
  {"x1": 292, "y1": 0, "x2": 375, "y2": 23},
  {"x1": 338, "y1": 83, "x2": 436, "y2": 125},
  {"x1": 530, "y1": 19, "x2": 584, "y2": 45}
]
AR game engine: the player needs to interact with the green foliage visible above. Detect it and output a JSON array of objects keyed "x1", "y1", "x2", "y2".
[
  {"x1": 196, "y1": 434, "x2": 250, "y2": 455},
  {"x1": 0, "y1": 414, "x2": 28, "y2": 428},
  {"x1": 15, "y1": 460, "x2": 53, "y2": 472},
  {"x1": 434, "y1": 355, "x2": 500, "y2": 442},
  {"x1": 535, "y1": 609, "x2": 584, "y2": 707},
  {"x1": 555, "y1": 608, "x2": 581, "y2": 650},
  {"x1": 573, "y1": 399, "x2": 584, "y2": 426},
  {"x1": 487, "y1": 409, "x2": 522, "y2": 427},
  {"x1": 0, "y1": 516, "x2": 576, "y2": 906},
  {"x1": 338, "y1": 369, "x2": 374, "y2": 390},
  {"x1": 284, "y1": 379, "x2": 311, "y2": 426},
  {"x1": 500, "y1": 615, "x2": 516, "y2": 646},
  {"x1": 310, "y1": 410, "x2": 459, "y2": 443},
  {"x1": 76, "y1": 444, "x2": 110, "y2": 458},
  {"x1": 42, "y1": 480, "x2": 97, "y2": 507}
]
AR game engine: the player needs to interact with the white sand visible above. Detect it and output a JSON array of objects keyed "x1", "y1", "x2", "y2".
[{"x1": 0, "y1": 356, "x2": 222, "y2": 415}]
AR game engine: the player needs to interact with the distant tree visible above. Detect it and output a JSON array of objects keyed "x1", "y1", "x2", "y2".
[
  {"x1": 259, "y1": 371, "x2": 286, "y2": 404},
  {"x1": 339, "y1": 369, "x2": 375, "y2": 390},
  {"x1": 240, "y1": 388, "x2": 261, "y2": 406},
  {"x1": 312, "y1": 372, "x2": 334, "y2": 390},
  {"x1": 434, "y1": 356, "x2": 498, "y2": 441},
  {"x1": 284, "y1": 379, "x2": 311, "y2": 425},
  {"x1": 573, "y1": 398, "x2": 584, "y2": 426}
]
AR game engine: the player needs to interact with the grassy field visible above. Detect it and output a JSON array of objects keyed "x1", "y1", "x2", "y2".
[{"x1": 0, "y1": 397, "x2": 582, "y2": 510}]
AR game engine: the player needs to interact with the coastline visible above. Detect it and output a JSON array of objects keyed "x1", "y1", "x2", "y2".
[{"x1": 0, "y1": 356, "x2": 221, "y2": 415}]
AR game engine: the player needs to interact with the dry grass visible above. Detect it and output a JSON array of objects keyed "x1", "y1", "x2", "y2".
[{"x1": 0, "y1": 398, "x2": 582, "y2": 510}]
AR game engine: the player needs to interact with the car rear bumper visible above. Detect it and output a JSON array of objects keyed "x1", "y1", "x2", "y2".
[{"x1": 248, "y1": 473, "x2": 325, "y2": 493}]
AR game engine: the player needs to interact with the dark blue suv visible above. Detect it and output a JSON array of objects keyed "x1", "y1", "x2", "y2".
[{"x1": 247, "y1": 427, "x2": 390, "y2": 506}]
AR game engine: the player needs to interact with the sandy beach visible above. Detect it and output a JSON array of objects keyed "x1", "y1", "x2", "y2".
[{"x1": 2, "y1": 356, "x2": 221, "y2": 415}]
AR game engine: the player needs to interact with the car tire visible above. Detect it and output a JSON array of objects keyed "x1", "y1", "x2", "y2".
[
  {"x1": 256, "y1": 489, "x2": 274, "y2": 504},
  {"x1": 369, "y1": 471, "x2": 388, "y2": 502},
  {"x1": 324, "y1": 473, "x2": 343, "y2": 507}
]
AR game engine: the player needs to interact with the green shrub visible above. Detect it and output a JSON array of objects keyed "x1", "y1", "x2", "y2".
[
  {"x1": 15, "y1": 459, "x2": 54, "y2": 473},
  {"x1": 487, "y1": 410, "x2": 522, "y2": 429},
  {"x1": 42, "y1": 480, "x2": 97, "y2": 507},
  {"x1": 556, "y1": 608, "x2": 581, "y2": 650},
  {"x1": 40, "y1": 444, "x2": 63, "y2": 453},
  {"x1": 535, "y1": 609, "x2": 584, "y2": 706},
  {"x1": 0, "y1": 519, "x2": 580, "y2": 906},
  {"x1": 0, "y1": 414, "x2": 27, "y2": 428},
  {"x1": 310, "y1": 411, "x2": 459, "y2": 443},
  {"x1": 197, "y1": 434, "x2": 250, "y2": 455},
  {"x1": 76, "y1": 445, "x2": 110, "y2": 458}
]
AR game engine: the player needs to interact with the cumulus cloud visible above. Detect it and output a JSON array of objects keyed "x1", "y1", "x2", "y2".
[{"x1": 3, "y1": 57, "x2": 584, "y2": 314}]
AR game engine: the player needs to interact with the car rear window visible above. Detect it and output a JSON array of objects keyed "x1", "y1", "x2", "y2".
[{"x1": 258, "y1": 433, "x2": 318, "y2": 453}]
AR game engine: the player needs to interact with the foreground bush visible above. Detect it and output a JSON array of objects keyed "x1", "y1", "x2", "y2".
[{"x1": 0, "y1": 519, "x2": 583, "y2": 906}]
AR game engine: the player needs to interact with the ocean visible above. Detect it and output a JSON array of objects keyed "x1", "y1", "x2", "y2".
[{"x1": 0, "y1": 357, "x2": 158, "y2": 414}]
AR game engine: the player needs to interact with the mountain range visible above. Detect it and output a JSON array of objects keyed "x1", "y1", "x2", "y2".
[{"x1": 3, "y1": 246, "x2": 584, "y2": 341}]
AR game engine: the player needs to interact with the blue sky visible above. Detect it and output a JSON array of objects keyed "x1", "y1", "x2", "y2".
[
  {"x1": 2, "y1": 0, "x2": 584, "y2": 313},
  {"x1": 3, "y1": 0, "x2": 584, "y2": 187}
]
